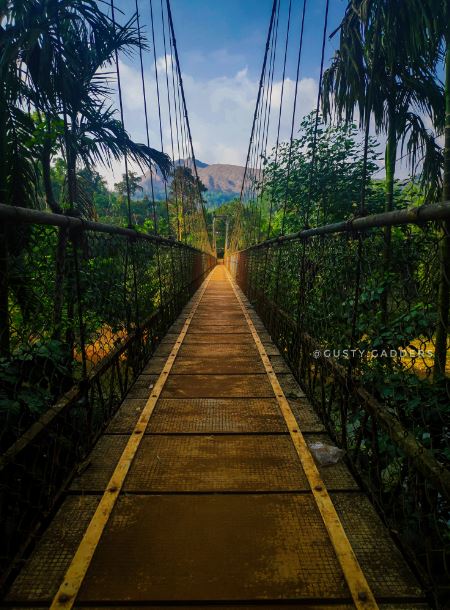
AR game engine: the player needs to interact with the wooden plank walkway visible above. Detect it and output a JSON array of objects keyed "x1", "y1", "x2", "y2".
[{"x1": 5, "y1": 265, "x2": 428, "y2": 609}]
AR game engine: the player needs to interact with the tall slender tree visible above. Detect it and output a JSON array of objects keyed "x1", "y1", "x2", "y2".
[
  {"x1": 427, "y1": 0, "x2": 450, "y2": 378},
  {"x1": 323, "y1": 0, "x2": 443, "y2": 213},
  {"x1": 0, "y1": 0, "x2": 171, "y2": 353},
  {"x1": 322, "y1": 0, "x2": 444, "y2": 327}
]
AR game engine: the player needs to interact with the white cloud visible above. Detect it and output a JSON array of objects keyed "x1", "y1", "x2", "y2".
[
  {"x1": 97, "y1": 58, "x2": 319, "y2": 187},
  {"x1": 155, "y1": 53, "x2": 173, "y2": 72}
]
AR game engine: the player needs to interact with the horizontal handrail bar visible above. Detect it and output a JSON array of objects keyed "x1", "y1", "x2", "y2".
[
  {"x1": 0, "y1": 204, "x2": 204, "y2": 254},
  {"x1": 248, "y1": 286, "x2": 450, "y2": 501},
  {"x1": 236, "y1": 200, "x2": 450, "y2": 252}
]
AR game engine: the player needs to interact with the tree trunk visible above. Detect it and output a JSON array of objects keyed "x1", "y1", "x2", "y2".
[
  {"x1": 434, "y1": 41, "x2": 450, "y2": 379},
  {"x1": 57, "y1": 126, "x2": 78, "y2": 358},
  {"x1": 381, "y1": 106, "x2": 397, "y2": 326},
  {"x1": 39, "y1": 117, "x2": 68, "y2": 339},
  {"x1": 0, "y1": 84, "x2": 10, "y2": 356},
  {"x1": 41, "y1": 142, "x2": 61, "y2": 214},
  {"x1": 52, "y1": 228, "x2": 69, "y2": 340}
]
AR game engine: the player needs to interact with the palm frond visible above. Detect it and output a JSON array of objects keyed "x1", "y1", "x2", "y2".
[{"x1": 76, "y1": 103, "x2": 171, "y2": 177}]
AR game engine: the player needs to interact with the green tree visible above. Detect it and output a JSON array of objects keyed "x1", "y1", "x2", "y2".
[
  {"x1": 0, "y1": 0, "x2": 171, "y2": 354},
  {"x1": 322, "y1": 0, "x2": 444, "y2": 327},
  {"x1": 257, "y1": 114, "x2": 380, "y2": 236},
  {"x1": 114, "y1": 171, "x2": 144, "y2": 198},
  {"x1": 322, "y1": 0, "x2": 443, "y2": 212},
  {"x1": 169, "y1": 166, "x2": 207, "y2": 243},
  {"x1": 426, "y1": 0, "x2": 450, "y2": 378}
]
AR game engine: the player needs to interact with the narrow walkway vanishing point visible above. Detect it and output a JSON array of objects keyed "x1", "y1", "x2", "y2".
[{"x1": 7, "y1": 265, "x2": 427, "y2": 609}]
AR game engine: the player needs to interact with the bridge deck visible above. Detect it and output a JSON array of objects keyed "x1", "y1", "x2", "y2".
[{"x1": 6, "y1": 265, "x2": 427, "y2": 609}]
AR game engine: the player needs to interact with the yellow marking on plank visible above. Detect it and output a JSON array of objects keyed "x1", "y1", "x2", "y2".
[
  {"x1": 225, "y1": 268, "x2": 379, "y2": 610},
  {"x1": 50, "y1": 271, "x2": 214, "y2": 610}
]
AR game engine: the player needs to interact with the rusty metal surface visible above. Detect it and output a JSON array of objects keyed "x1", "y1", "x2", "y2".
[
  {"x1": 105, "y1": 397, "x2": 147, "y2": 433},
  {"x1": 70, "y1": 435, "x2": 307, "y2": 492},
  {"x1": 110, "y1": 398, "x2": 287, "y2": 433},
  {"x1": 70, "y1": 434, "x2": 360, "y2": 493},
  {"x1": 186, "y1": 324, "x2": 251, "y2": 333},
  {"x1": 268, "y1": 354, "x2": 292, "y2": 373},
  {"x1": 127, "y1": 435, "x2": 310, "y2": 492},
  {"x1": 6, "y1": 496, "x2": 100, "y2": 602},
  {"x1": 78, "y1": 494, "x2": 349, "y2": 602},
  {"x1": 152, "y1": 342, "x2": 177, "y2": 357},
  {"x1": 5, "y1": 493, "x2": 425, "y2": 605},
  {"x1": 289, "y1": 397, "x2": 325, "y2": 432},
  {"x1": 332, "y1": 493, "x2": 424, "y2": 598},
  {"x1": 142, "y1": 356, "x2": 168, "y2": 374},
  {"x1": 183, "y1": 332, "x2": 254, "y2": 344},
  {"x1": 161, "y1": 373, "x2": 273, "y2": 398},
  {"x1": 9, "y1": 602, "x2": 429, "y2": 610},
  {"x1": 276, "y1": 373, "x2": 305, "y2": 398},
  {"x1": 71, "y1": 607, "x2": 428, "y2": 610},
  {"x1": 126, "y1": 374, "x2": 158, "y2": 398},
  {"x1": 261, "y1": 341, "x2": 281, "y2": 355},
  {"x1": 172, "y1": 355, "x2": 265, "y2": 374},
  {"x1": 194, "y1": 309, "x2": 244, "y2": 318},
  {"x1": 178, "y1": 343, "x2": 259, "y2": 357}
]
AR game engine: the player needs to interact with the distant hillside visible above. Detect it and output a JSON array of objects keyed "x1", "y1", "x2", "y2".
[{"x1": 140, "y1": 159, "x2": 255, "y2": 208}]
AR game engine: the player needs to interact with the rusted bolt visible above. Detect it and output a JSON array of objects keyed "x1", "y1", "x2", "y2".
[
  {"x1": 358, "y1": 592, "x2": 368, "y2": 601},
  {"x1": 315, "y1": 485, "x2": 323, "y2": 492},
  {"x1": 108, "y1": 486, "x2": 118, "y2": 493}
]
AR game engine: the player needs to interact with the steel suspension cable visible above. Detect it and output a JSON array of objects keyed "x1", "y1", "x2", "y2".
[
  {"x1": 134, "y1": 0, "x2": 164, "y2": 305},
  {"x1": 249, "y1": 73, "x2": 267, "y2": 243},
  {"x1": 305, "y1": 0, "x2": 330, "y2": 227},
  {"x1": 280, "y1": 0, "x2": 307, "y2": 235},
  {"x1": 232, "y1": 0, "x2": 277, "y2": 251},
  {"x1": 110, "y1": 0, "x2": 133, "y2": 229},
  {"x1": 168, "y1": 26, "x2": 186, "y2": 241},
  {"x1": 160, "y1": 0, "x2": 180, "y2": 240},
  {"x1": 256, "y1": 5, "x2": 280, "y2": 242},
  {"x1": 238, "y1": 0, "x2": 278, "y2": 206},
  {"x1": 169, "y1": 39, "x2": 191, "y2": 242},
  {"x1": 251, "y1": 34, "x2": 275, "y2": 244},
  {"x1": 134, "y1": 0, "x2": 159, "y2": 235},
  {"x1": 149, "y1": 0, "x2": 172, "y2": 237},
  {"x1": 266, "y1": 0, "x2": 292, "y2": 240},
  {"x1": 166, "y1": 0, "x2": 211, "y2": 252},
  {"x1": 107, "y1": 5, "x2": 146, "y2": 386}
]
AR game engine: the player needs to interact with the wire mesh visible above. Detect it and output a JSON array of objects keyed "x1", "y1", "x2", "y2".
[
  {"x1": 0, "y1": 210, "x2": 214, "y2": 584},
  {"x1": 226, "y1": 215, "x2": 450, "y2": 607}
]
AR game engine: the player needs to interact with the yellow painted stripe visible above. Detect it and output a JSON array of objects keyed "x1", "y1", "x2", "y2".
[
  {"x1": 50, "y1": 271, "x2": 213, "y2": 610},
  {"x1": 225, "y1": 268, "x2": 379, "y2": 610}
]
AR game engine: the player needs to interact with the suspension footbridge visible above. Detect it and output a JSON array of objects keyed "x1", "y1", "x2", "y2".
[{"x1": 1, "y1": 0, "x2": 449, "y2": 609}]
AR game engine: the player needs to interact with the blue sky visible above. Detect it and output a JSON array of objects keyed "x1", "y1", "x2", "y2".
[
  {"x1": 104, "y1": 0, "x2": 348, "y2": 184},
  {"x1": 170, "y1": 0, "x2": 346, "y2": 82}
]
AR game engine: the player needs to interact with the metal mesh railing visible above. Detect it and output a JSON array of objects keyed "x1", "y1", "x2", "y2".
[
  {"x1": 0, "y1": 204, "x2": 215, "y2": 584},
  {"x1": 226, "y1": 202, "x2": 450, "y2": 607}
]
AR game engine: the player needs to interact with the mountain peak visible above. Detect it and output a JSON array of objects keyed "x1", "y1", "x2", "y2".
[
  {"x1": 174, "y1": 158, "x2": 209, "y2": 169},
  {"x1": 140, "y1": 159, "x2": 257, "y2": 208}
]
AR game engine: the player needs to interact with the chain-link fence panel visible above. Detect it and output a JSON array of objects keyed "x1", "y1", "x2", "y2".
[
  {"x1": 0, "y1": 206, "x2": 215, "y2": 585},
  {"x1": 226, "y1": 207, "x2": 450, "y2": 607}
]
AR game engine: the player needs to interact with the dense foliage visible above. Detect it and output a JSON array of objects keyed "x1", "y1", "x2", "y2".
[{"x1": 0, "y1": 0, "x2": 211, "y2": 445}]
